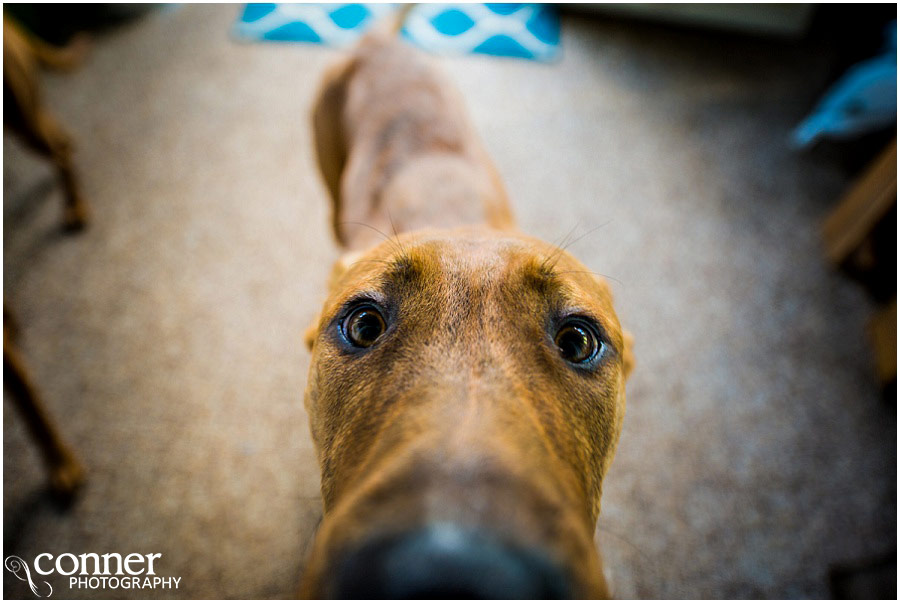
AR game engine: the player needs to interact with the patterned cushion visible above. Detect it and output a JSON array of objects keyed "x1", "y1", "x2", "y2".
[
  {"x1": 403, "y1": 4, "x2": 559, "y2": 61},
  {"x1": 234, "y1": 3, "x2": 560, "y2": 61}
]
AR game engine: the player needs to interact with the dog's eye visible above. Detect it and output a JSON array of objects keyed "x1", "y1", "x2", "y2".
[
  {"x1": 343, "y1": 305, "x2": 386, "y2": 348},
  {"x1": 555, "y1": 319, "x2": 600, "y2": 364}
]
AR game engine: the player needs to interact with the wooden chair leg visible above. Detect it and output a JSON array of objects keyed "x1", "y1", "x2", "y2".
[
  {"x1": 33, "y1": 111, "x2": 89, "y2": 232},
  {"x1": 3, "y1": 336, "x2": 85, "y2": 495},
  {"x1": 55, "y1": 152, "x2": 90, "y2": 231},
  {"x1": 868, "y1": 298, "x2": 897, "y2": 389},
  {"x1": 822, "y1": 140, "x2": 897, "y2": 266}
]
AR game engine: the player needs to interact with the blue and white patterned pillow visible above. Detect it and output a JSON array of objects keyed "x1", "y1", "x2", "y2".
[
  {"x1": 234, "y1": 3, "x2": 397, "y2": 47},
  {"x1": 402, "y1": 4, "x2": 559, "y2": 61},
  {"x1": 234, "y1": 3, "x2": 560, "y2": 61}
]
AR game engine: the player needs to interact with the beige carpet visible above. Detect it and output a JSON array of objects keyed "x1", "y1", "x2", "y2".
[{"x1": 4, "y1": 5, "x2": 895, "y2": 599}]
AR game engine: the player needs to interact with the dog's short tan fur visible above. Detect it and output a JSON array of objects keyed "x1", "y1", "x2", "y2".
[
  {"x1": 312, "y1": 28, "x2": 513, "y2": 252},
  {"x1": 302, "y1": 26, "x2": 633, "y2": 598}
]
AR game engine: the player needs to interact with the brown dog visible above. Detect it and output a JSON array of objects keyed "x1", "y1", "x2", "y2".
[
  {"x1": 3, "y1": 13, "x2": 89, "y2": 231},
  {"x1": 302, "y1": 23, "x2": 634, "y2": 599}
]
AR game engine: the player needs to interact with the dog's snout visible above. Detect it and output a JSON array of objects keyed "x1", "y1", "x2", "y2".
[{"x1": 331, "y1": 525, "x2": 572, "y2": 599}]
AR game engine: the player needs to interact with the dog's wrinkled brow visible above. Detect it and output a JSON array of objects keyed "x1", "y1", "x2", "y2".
[
  {"x1": 374, "y1": 247, "x2": 575, "y2": 301},
  {"x1": 380, "y1": 253, "x2": 425, "y2": 287},
  {"x1": 520, "y1": 258, "x2": 564, "y2": 296}
]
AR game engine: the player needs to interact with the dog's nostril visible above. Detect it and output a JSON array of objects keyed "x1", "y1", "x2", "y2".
[{"x1": 331, "y1": 524, "x2": 572, "y2": 599}]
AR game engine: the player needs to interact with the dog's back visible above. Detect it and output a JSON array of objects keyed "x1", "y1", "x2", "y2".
[{"x1": 312, "y1": 31, "x2": 513, "y2": 250}]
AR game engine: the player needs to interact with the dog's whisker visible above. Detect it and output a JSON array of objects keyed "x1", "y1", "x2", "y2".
[
  {"x1": 545, "y1": 221, "x2": 589, "y2": 272},
  {"x1": 385, "y1": 208, "x2": 409, "y2": 261},
  {"x1": 559, "y1": 220, "x2": 614, "y2": 255},
  {"x1": 550, "y1": 222, "x2": 581, "y2": 252},
  {"x1": 541, "y1": 223, "x2": 581, "y2": 273},
  {"x1": 337, "y1": 220, "x2": 391, "y2": 241},
  {"x1": 555, "y1": 270, "x2": 623, "y2": 286},
  {"x1": 337, "y1": 220, "x2": 406, "y2": 258},
  {"x1": 544, "y1": 220, "x2": 615, "y2": 273}
]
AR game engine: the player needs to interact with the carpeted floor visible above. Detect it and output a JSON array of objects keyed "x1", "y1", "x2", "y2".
[{"x1": 4, "y1": 5, "x2": 895, "y2": 599}]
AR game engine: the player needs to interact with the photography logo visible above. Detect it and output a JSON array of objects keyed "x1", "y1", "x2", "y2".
[{"x1": 5, "y1": 553, "x2": 182, "y2": 597}]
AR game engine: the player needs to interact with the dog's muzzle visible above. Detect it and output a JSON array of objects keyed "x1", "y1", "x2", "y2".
[{"x1": 329, "y1": 523, "x2": 572, "y2": 598}]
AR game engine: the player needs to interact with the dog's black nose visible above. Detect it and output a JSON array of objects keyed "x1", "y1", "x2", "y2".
[{"x1": 331, "y1": 524, "x2": 572, "y2": 599}]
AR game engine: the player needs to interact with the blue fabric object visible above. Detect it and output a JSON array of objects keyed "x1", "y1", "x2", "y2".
[
  {"x1": 791, "y1": 21, "x2": 897, "y2": 147},
  {"x1": 472, "y1": 34, "x2": 533, "y2": 60},
  {"x1": 402, "y1": 4, "x2": 560, "y2": 61},
  {"x1": 234, "y1": 4, "x2": 397, "y2": 48},
  {"x1": 431, "y1": 9, "x2": 476, "y2": 37},
  {"x1": 265, "y1": 20, "x2": 321, "y2": 43},
  {"x1": 329, "y1": 4, "x2": 369, "y2": 30},
  {"x1": 233, "y1": 3, "x2": 560, "y2": 61},
  {"x1": 241, "y1": 3, "x2": 277, "y2": 22}
]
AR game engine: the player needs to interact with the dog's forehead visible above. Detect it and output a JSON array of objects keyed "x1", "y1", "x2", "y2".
[
  {"x1": 418, "y1": 233, "x2": 536, "y2": 277},
  {"x1": 416, "y1": 230, "x2": 609, "y2": 286},
  {"x1": 333, "y1": 227, "x2": 616, "y2": 308},
  {"x1": 392, "y1": 228, "x2": 565, "y2": 266}
]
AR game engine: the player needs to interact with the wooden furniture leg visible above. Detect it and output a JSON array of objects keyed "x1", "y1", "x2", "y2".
[{"x1": 4, "y1": 318, "x2": 85, "y2": 496}]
